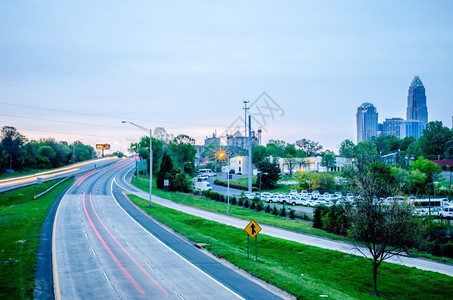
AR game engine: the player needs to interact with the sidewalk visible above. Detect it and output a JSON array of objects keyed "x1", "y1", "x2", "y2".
[{"x1": 124, "y1": 185, "x2": 453, "y2": 277}]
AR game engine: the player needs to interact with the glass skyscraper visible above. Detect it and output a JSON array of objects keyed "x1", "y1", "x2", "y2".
[
  {"x1": 357, "y1": 102, "x2": 378, "y2": 142},
  {"x1": 406, "y1": 76, "x2": 428, "y2": 125}
]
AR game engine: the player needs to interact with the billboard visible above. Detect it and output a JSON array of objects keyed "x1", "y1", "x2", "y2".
[{"x1": 96, "y1": 144, "x2": 111, "y2": 150}]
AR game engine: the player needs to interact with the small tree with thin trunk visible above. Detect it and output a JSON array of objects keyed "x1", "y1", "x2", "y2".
[{"x1": 345, "y1": 161, "x2": 426, "y2": 296}]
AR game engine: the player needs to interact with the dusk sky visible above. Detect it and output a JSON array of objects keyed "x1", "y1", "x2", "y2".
[{"x1": 1, "y1": 1, "x2": 452, "y2": 154}]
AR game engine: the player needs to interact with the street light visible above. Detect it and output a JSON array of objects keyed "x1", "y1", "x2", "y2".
[
  {"x1": 308, "y1": 158, "x2": 314, "y2": 193},
  {"x1": 122, "y1": 121, "x2": 153, "y2": 208},
  {"x1": 217, "y1": 149, "x2": 230, "y2": 214}
]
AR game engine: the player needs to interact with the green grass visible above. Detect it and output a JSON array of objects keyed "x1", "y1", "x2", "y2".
[
  {"x1": 129, "y1": 194, "x2": 453, "y2": 299},
  {"x1": 0, "y1": 178, "x2": 75, "y2": 299},
  {"x1": 132, "y1": 177, "x2": 340, "y2": 240}
]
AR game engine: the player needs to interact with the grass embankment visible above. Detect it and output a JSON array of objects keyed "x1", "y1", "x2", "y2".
[
  {"x1": 213, "y1": 175, "x2": 295, "y2": 193},
  {"x1": 0, "y1": 178, "x2": 75, "y2": 299},
  {"x1": 132, "y1": 177, "x2": 339, "y2": 240},
  {"x1": 129, "y1": 194, "x2": 453, "y2": 299}
]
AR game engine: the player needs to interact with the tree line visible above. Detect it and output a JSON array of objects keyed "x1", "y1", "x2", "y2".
[{"x1": 0, "y1": 126, "x2": 95, "y2": 173}]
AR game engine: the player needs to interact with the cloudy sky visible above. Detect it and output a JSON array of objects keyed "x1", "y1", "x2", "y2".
[{"x1": 1, "y1": 1, "x2": 452, "y2": 154}]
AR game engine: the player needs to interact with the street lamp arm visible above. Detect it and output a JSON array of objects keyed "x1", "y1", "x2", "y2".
[{"x1": 122, "y1": 121, "x2": 150, "y2": 134}]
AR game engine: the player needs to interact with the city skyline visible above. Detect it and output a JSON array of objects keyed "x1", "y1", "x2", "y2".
[{"x1": 1, "y1": 1, "x2": 452, "y2": 154}]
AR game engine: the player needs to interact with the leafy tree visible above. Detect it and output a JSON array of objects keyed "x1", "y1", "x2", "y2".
[
  {"x1": 419, "y1": 121, "x2": 453, "y2": 159},
  {"x1": 256, "y1": 159, "x2": 281, "y2": 190},
  {"x1": 1, "y1": 126, "x2": 26, "y2": 170},
  {"x1": 252, "y1": 145, "x2": 267, "y2": 165},
  {"x1": 295, "y1": 138, "x2": 323, "y2": 157},
  {"x1": 339, "y1": 139, "x2": 355, "y2": 158},
  {"x1": 344, "y1": 161, "x2": 425, "y2": 296},
  {"x1": 265, "y1": 140, "x2": 287, "y2": 158},
  {"x1": 169, "y1": 134, "x2": 196, "y2": 174},
  {"x1": 137, "y1": 136, "x2": 164, "y2": 175},
  {"x1": 321, "y1": 150, "x2": 337, "y2": 171},
  {"x1": 37, "y1": 146, "x2": 56, "y2": 169}
]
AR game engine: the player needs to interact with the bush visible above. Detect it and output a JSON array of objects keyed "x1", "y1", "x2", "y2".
[
  {"x1": 244, "y1": 200, "x2": 249, "y2": 208},
  {"x1": 280, "y1": 207, "x2": 287, "y2": 217},
  {"x1": 289, "y1": 209, "x2": 296, "y2": 219},
  {"x1": 272, "y1": 207, "x2": 279, "y2": 215},
  {"x1": 250, "y1": 201, "x2": 256, "y2": 210},
  {"x1": 238, "y1": 198, "x2": 244, "y2": 206},
  {"x1": 256, "y1": 202, "x2": 264, "y2": 212},
  {"x1": 313, "y1": 205, "x2": 329, "y2": 229},
  {"x1": 231, "y1": 197, "x2": 237, "y2": 205},
  {"x1": 265, "y1": 205, "x2": 271, "y2": 213}
]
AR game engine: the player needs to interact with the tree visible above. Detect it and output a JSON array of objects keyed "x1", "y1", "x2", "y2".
[
  {"x1": 321, "y1": 150, "x2": 336, "y2": 171},
  {"x1": 169, "y1": 134, "x2": 196, "y2": 174},
  {"x1": 339, "y1": 139, "x2": 355, "y2": 158},
  {"x1": 265, "y1": 140, "x2": 287, "y2": 158},
  {"x1": 295, "y1": 138, "x2": 323, "y2": 157},
  {"x1": 345, "y1": 161, "x2": 425, "y2": 296},
  {"x1": 157, "y1": 152, "x2": 191, "y2": 192},
  {"x1": 419, "y1": 121, "x2": 453, "y2": 159},
  {"x1": 137, "y1": 136, "x2": 164, "y2": 175},
  {"x1": 1, "y1": 126, "x2": 26, "y2": 170},
  {"x1": 252, "y1": 145, "x2": 267, "y2": 165},
  {"x1": 256, "y1": 159, "x2": 281, "y2": 190}
]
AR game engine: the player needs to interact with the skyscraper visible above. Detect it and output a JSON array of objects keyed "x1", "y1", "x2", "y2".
[
  {"x1": 406, "y1": 76, "x2": 428, "y2": 125},
  {"x1": 383, "y1": 118, "x2": 403, "y2": 138},
  {"x1": 357, "y1": 102, "x2": 378, "y2": 142}
]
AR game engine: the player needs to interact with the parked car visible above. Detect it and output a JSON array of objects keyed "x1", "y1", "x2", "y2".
[
  {"x1": 193, "y1": 181, "x2": 212, "y2": 191},
  {"x1": 439, "y1": 206, "x2": 453, "y2": 218}
]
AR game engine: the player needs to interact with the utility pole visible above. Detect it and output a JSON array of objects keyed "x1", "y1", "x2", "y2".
[
  {"x1": 248, "y1": 114, "x2": 253, "y2": 193},
  {"x1": 243, "y1": 100, "x2": 249, "y2": 148}
]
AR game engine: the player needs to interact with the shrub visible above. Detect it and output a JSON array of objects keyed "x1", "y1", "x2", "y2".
[
  {"x1": 231, "y1": 197, "x2": 237, "y2": 205},
  {"x1": 244, "y1": 200, "x2": 249, "y2": 208},
  {"x1": 250, "y1": 201, "x2": 256, "y2": 210},
  {"x1": 256, "y1": 202, "x2": 263, "y2": 212},
  {"x1": 265, "y1": 205, "x2": 271, "y2": 213},
  {"x1": 289, "y1": 209, "x2": 296, "y2": 219},
  {"x1": 272, "y1": 207, "x2": 279, "y2": 215},
  {"x1": 313, "y1": 205, "x2": 329, "y2": 229},
  {"x1": 280, "y1": 207, "x2": 287, "y2": 217},
  {"x1": 238, "y1": 198, "x2": 244, "y2": 206}
]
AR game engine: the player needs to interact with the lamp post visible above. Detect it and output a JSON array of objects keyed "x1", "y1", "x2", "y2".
[
  {"x1": 122, "y1": 121, "x2": 153, "y2": 208},
  {"x1": 308, "y1": 158, "x2": 314, "y2": 193},
  {"x1": 217, "y1": 150, "x2": 230, "y2": 214}
]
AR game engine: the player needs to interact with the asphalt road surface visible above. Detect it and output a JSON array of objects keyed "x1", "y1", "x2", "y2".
[
  {"x1": 53, "y1": 158, "x2": 284, "y2": 299},
  {"x1": 0, "y1": 157, "x2": 118, "y2": 193}
]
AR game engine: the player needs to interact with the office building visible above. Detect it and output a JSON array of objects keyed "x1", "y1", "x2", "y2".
[
  {"x1": 357, "y1": 102, "x2": 378, "y2": 142},
  {"x1": 400, "y1": 120, "x2": 425, "y2": 139},
  {"x1": 406, "y1": 76, "x2": 428, "y2": 125},
  {"x1": 383, "y1": 118, "x2": 403, "y2": 138}
]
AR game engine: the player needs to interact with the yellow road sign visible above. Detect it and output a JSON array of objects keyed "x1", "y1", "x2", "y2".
[{"x1": 244, "y1": 220, "x2": 261, "y2": 239}]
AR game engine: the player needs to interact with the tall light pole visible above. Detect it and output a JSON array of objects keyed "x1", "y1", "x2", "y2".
[
  {"x1": 217, "y1": 150, "x2": 230, "y2": 214},
  {"x1": 122, "y1": 121, "x2": 153, "y2": 208}
]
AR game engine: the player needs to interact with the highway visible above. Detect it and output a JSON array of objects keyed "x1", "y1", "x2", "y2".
[
  {"x1": 53, "y1": 158, "x2": 284, "y2": 299},
  {"x1": 0, "y1": 157, "x2": 118, "y2": 193}
]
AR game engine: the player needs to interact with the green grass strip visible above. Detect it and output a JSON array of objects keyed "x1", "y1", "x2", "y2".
[
  {"x1": 0, "y1": 178, "x2": 75, "y2": 299},
  {"x1": 129, "y1": 194, "x2": 453, "y2": 300},
  {"x1": 132, "y1": 177, "x2": 344, "y2": 240}
]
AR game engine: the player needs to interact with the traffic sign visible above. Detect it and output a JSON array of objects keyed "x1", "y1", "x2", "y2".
[
  {"x1": 244, "y1": 220, "x2": 261, "y2": 239},
  {"x1": 37, "y1": 177, "x2": 43, "y2": 184}
]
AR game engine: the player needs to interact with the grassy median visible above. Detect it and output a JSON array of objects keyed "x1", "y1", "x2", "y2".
[
  {"x1": 129, "y1": 194, "x2": 453, "y2": 299},
  {"x1": 0, "y1": 178, "x2": 74, "y2": 299}
]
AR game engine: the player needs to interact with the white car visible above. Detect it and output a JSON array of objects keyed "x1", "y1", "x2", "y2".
[{"x1": 439, "y1": 207, "x2": 453, "y2": 218}]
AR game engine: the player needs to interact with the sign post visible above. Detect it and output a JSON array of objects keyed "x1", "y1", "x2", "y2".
[{"x1": 244, "y1": 220, "x2": 262, "y2": 261}]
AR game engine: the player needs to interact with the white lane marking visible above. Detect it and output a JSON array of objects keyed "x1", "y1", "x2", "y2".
[
  {"x1": 91, "y1": 248, "x2": 96, "y2": 256},
  {"x1": 114, "y1": 227, "x2": 118, "y2": 233},
  {"x1": 144, "y1": 261, "x2": 154, "y2": 270},
  {"x1": 111, "y1": 178, "x2": 245, "y2": 300},
  {"x1": 176, "y1": 292, "x2": 185, "y2": 300},
  {"x1": 104, "y1": 272, "x2": 110, "y2": 282},
  {"x1": 84, "y1": 233, "x2": 88, "y2": 239},
  {"x1": 125, "y1": 241, "x2": 132, "y2": 248}
]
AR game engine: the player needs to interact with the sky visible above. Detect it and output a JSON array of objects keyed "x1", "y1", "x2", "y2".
[{"x1": 1, "y1": 1, "x2": 452, "y2": 155}]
